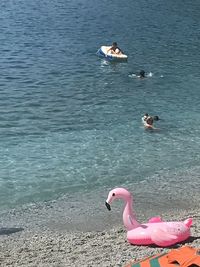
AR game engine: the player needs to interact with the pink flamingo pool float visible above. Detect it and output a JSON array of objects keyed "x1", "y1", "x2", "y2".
[{"x1": 105, "y1": 188, "x2": 192, "y2": 247}]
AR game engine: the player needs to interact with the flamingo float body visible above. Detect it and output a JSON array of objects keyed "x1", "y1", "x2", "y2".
[{"x1": 105, "y1": 188, "x2": 192, "y2": 247}]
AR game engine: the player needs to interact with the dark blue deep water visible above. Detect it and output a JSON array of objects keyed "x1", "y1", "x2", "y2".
[{"x1": 0, "y1": 0, "x2": 200, "y2": 209}]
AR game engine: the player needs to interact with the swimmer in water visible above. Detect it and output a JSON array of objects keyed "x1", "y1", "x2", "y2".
[
  {"x1": 139, "y1": 70, "x2": 146, "y2": 78},
  {"x1": 146, "y1": 116, "x2": 154, "y2": 125},
  {"x1": 129, "y1": 70, "x2": 154, "y2": 79},
  {"x1": 142, "y1": 113, "x2": 160, "y2": 129}
]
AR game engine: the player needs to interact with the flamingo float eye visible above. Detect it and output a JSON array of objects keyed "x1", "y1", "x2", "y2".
[{"x1": 112, "y1": 193, "x2": 115, "y2": 196}]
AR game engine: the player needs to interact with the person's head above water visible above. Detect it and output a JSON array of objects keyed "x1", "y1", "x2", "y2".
[
  {"x1": 112, "y1": 42, "x2": 118, "y2": 47},
  {"x1": 153, "y1": 115, "x2": 160, "y2": 121},
  {"x1": 139, "y1": 70, "x2": 145, "y2": 78}
]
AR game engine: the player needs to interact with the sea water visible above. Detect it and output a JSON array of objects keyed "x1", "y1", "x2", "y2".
[{"x1": 0, "y1": 0, "x2": 200, "y2": 210}]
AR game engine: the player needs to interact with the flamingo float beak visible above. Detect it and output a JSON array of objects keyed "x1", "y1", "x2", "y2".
[{"x1": 105, "y1": 202, "x2": 111, "y2": 211}]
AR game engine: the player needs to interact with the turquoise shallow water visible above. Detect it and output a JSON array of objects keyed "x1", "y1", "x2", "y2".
[{"x1": 0, "y1": 0, "x2": 200, "y2": 209}]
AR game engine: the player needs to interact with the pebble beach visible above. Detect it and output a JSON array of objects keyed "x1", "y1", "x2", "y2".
[{"x1": 1, "y1": 169, "x2": 200, "y2": 267}]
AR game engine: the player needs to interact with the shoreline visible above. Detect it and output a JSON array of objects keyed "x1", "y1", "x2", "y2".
[{"x1": 1, "y1": 165, "x2": 200, "y2": 231}]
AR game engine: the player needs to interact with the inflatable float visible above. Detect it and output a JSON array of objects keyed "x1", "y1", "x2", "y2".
[
  {"x1": 124, "y1": 246, "x2": 200, "y2": 267},
  {"x1": 105, "y1": 188, "x2": 192, "y2": 247},
  {"x1": 96, "y1": 46, "x2": 128, "y2": 62}
]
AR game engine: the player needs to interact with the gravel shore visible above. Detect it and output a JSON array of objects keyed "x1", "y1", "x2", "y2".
[{"x1": 1, "y1": 168, "x2": 200, "y2": 266}]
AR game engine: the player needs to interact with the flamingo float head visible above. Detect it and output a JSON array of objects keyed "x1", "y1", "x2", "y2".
[{"x1": 105, "y1": 187, "x2": 132, "y2": 211}]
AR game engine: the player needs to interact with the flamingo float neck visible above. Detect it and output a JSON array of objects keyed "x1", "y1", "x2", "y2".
[{"x1": 122, "y1": 193, "x2": 140, "y2": 230}]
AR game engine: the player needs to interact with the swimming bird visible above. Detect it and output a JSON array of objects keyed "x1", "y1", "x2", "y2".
[{"x1": 105, "y1": 187, "x2": 192, "y2": 247}]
